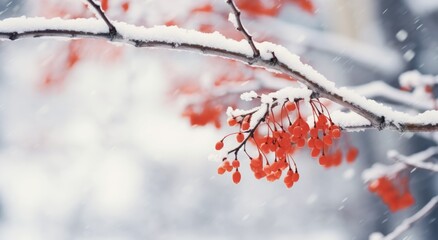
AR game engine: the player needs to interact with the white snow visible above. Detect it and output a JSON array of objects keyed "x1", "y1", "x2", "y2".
[
  {"x1": 403, "y1": 50, "x2": 415, "y2": 62},
  {"x1": 362, "y1": 162, "x2": 406, "y2": 182},
  {"x1": 240, "y1": 90, "x2": 258, "y2": 101},
  {"x1": 406, "y1": 0, "x2": 438, "y2": 15},
  {"x1": 369, "y1": 232, "x2": 384, "y2": 240},
  {"x1": 0, "y1": 17, "x2": 253, "y2": 57},
  {"x1": 228, "y1": 12, "x2": 238, "y2": 29},
  {"x1": 330, "y1": 111, "x2": 371, "y2": 130},
  {"x1": 399, "y1": 70, "x2": 437, "y2": 88},
  {"x1": 395, "y1": 30, "x2": 408, "y2": 42},
  {"x1": 248, "y1": 103, "x2": 268, "y2": 128},
  {"x1": 343, "y1": 169, "x2": 355, "y2": 180},
  {"x1": 353, "y1": 81, "x2": 434, "y2": 111},
  {"x1": 266, "y1": 86, "x2": 312, "y2": 101}
]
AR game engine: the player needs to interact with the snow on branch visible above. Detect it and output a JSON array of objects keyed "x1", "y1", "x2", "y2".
[
  {"x1": 362, "y1": 146, "x2": 438, "y2": 182},
  {"x1": 388, "y1": 148, "x2": 438, "y2": 172},
  {"x1": 353, "y1": 81, "x2": 435, "y2": 111},
  {"x1": 1, "y1": 17, "x2": 438, "y2": 132},
  {"x1": 369, "y1": 196, "x2": 438, "y2": 240}
]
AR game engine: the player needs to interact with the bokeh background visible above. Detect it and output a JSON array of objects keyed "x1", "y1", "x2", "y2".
[{"x1": 0, "y1": 0, "x2": 436, "y2": 239}]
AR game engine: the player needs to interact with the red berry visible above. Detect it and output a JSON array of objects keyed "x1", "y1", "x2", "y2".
[
  {"x1": 310, "y1": 148, "x2": 320, "y2": 158},
  {"x1": 217, "y1": 167, "x2": 226, "y2": 175},
  {"x1": 121, "y1": 1, "x2": 130, "y2": 12},
  {"x1": 293, "y1": 126, "x2": 303, "y2": 136},
  {"x1": 223, "y1": 161, "x2": 233, "y2": 172},
  {"x1": 319, "y1": 155, "x2": 328, "y2": 166},
  {"x1": 236, "y1": 132, "x2": 245, "y2": 143},
  {"x1": 310, "y1": 128, "x2": 319, "y2": 138},
  {"x1": 323, "y1": 135, "x2": 332, "y2": 145},
  {"x1": 232, "y1": 170, "x2": 241, "y2": 184},
  {"x1": 241, "y1": 121, "x2": 250, "y2": 131},
  {"x1": 254, "y1": 171, "x2": 266, "y2": 179},
  {"x1": 264, "y1": 165, "x2": 272, "y2": 174},
  {"x1": 292, "y1": 172, "x2": 300, "y2": 182},
  {"x1": 227, "y1": 118, "x2": 237, "y2": 126},
  {"x1": 232, "y1": 159, "x2": 240, "y2": 168},
  {"x1": 285, "y1": 181, "x2": 294, "y2": 188},
  {"x1": 346, "y1": 147, "x2": 359, "y2": 163},
  {"x1": 331, "y1": 128, "x2": 341, "y2": 138},
  {"x1": 285, "y1": 102, "x2": 296, "y2": 111},
  {"x1": 297, "y1": 138, "x2": 306, "y2": 148},
  {"x1": 314, "y1": 138, "x2": 324, "y2": 149},
  {"x1": 101, "y1": 0, "x2": 109, "y2": 11},
  {"x1": 307, "y1": 138, "x2": 315, "y2": 148},
  {"x1": 215, "y1": 141, "x2": 224, "y2": 150}
]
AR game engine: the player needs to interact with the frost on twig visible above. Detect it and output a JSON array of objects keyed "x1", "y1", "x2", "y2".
[
  {"x1": 225, "y1": 0, "x2": 260, "y2": 60},
  {"x1": 369, "y1": 196, "x2": 438, "y2": 240}
]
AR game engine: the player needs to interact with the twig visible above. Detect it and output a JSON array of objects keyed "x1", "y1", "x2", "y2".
[
  {"x1": 225, "y1": 0, "x2": 260, "y2": 59},
  {"x1": 227, "y1": 104, "x2": 269, "y2": 154},
  {"x1": 1, "y1": 18, "x2": 438, "y2": 132},
  {"x1": 388, "y1": 148, "x2": 438, "y2": 172},
  {"x1": 352, "y1": 81, "x2": 435, "y2": 111},
  {"x1": 370, "y1": 196, "x2": 438, "y2": 240},
  {"x1": 362, "y1": 147, "x2": 438, "y2": 182},
  {"x1": 84, "y1": 0, "x2": 117, "y2": 38}
]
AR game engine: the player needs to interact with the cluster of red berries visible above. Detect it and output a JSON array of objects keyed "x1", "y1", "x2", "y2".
[
  {"x1": 368, "y1": 176, "x2": 415, "y2": 212},
  {"x1": 215, "y1": 98, "x2": 358, "y2": 188},
  {"x1": 217, "y1": 159, "x2": 242, "y2": 183}
]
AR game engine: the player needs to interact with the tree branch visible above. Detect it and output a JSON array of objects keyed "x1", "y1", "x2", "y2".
[
  {"x1": 1, "y1": 17, "x2": 438, "y2": 132},
  {"x1": 388, "y1": 148, "x2": 438, "y2": 172},
  {"x1": 225, "y1": 0, "x2": 260, "y2": 60},
  {"x1": 370, "y1": 196, "x2": 438, "y2": 240},
  {"x1": 84, "y1": 0, "x2": 117, "y2": 38},
  {"x1": 362, "y1": 147, "x2": 438, "y2": 183},
  {"x1": 352, "y1": 81, "x2": 435, "y2": 111}
]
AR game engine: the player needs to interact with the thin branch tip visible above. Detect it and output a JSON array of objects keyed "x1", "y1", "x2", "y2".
[
  {"x1": 85, "y1": 0, "x2": 117, "y2": 37},
  {"x1": 226, "y1": 0, "x2": 260, "y2": 58}
]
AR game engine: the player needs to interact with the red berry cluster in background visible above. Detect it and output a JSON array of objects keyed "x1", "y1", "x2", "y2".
[
  {"x1": 100, "y1": 0, "x2": 130, "y2": 13},
  {"x1": 368, "y1": 176, "x2": 415, "y2": 212},
  {"x1": 215, "y1": 98, "x2": 358, "y2": 188},
  {"x1": 237, "y1": 0, "x2": 314, "y2": 16}
]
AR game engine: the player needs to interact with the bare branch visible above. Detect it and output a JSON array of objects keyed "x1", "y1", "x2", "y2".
[
  {"x1": 225, "y1": 0, "x2": 260, "y2": 60},
  {"x1": 84, "y1": 0, "x2": 117, "y2": 38},
  {"x1": 1, "y1": 18, "x2": 438, "y2": 132},
  {"x1": 370, "y1": 196, "x2": 438, "y2": 240}
]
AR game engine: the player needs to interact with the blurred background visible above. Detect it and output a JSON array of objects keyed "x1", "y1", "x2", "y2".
[{"x1": 0, "y1": 0, "x2": 436, "y2": 239}]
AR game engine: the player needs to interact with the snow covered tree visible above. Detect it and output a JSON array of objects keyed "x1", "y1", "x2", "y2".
[{"x1": 0, "y1": 0, "x2": 436, "y2": 239}]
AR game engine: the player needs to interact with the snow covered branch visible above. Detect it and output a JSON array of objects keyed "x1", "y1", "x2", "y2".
[
  {"x1": 363, "y1": 147, "x2": 438, "y2": 182},
  {"x1": 1, "y1": 17, "x2": 438, "y2": 132},
  {"x1": 369, "y1": 196, "x2": 438, "y2": 240},
  {"x1": 353, "y1": 81, "x2": 435, "y2": 111},
  {"x1": 388, "y1": 148, "x2": 438, "y2": 172}
]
